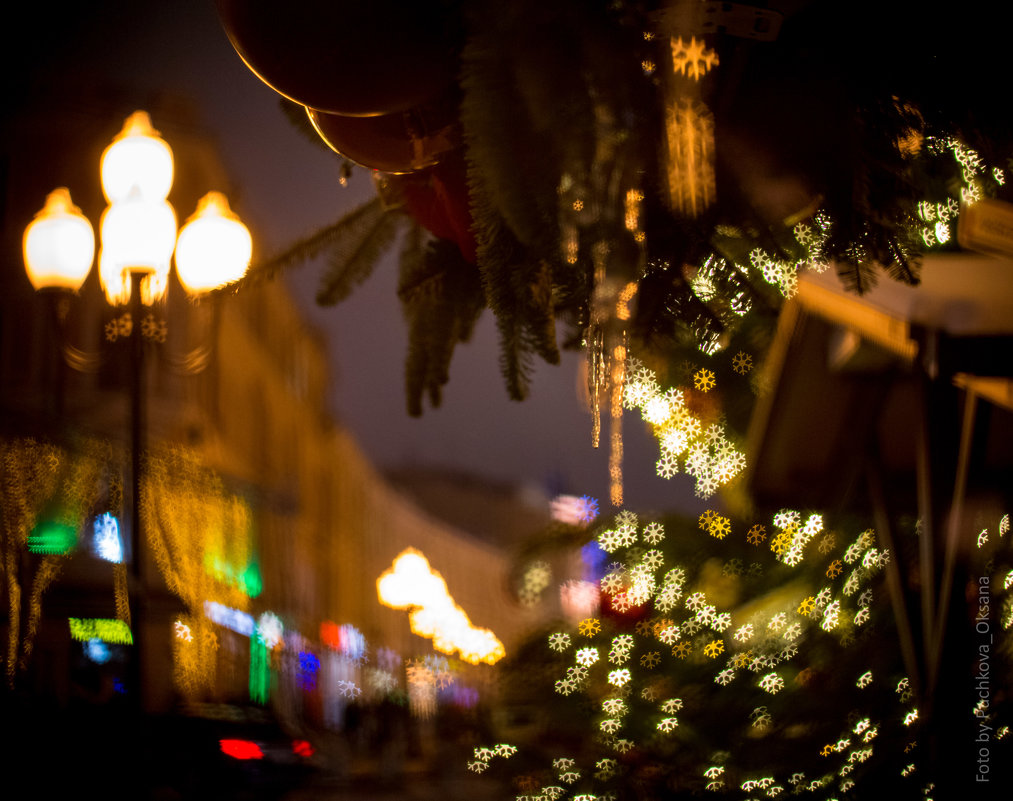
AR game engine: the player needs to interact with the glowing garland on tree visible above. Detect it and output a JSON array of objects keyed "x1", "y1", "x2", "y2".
[{"x1": 465, "y1": 358, "x2": 1013, "y2": 799}]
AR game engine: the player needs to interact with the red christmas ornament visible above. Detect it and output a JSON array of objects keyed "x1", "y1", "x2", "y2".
[
  {"x1": 396, "y1": 152, "x2": 477, "y2": 263},
  {"x1": 216, "y1": 0, "x2": 459, "y2": 116}
]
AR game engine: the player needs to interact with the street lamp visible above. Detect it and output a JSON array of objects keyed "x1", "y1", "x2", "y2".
[{"x1": 22, "y1": 110, "x2": 252, "y2": 707}]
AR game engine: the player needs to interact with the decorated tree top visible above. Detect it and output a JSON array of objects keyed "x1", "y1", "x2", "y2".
[{"x1": 219, "y1": 0, "x2": 1013, "y2": 416}]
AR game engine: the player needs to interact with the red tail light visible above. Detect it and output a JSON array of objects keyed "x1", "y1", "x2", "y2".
[{"x1": 220, "y1": 739, "x2": 263, "y2": 760}]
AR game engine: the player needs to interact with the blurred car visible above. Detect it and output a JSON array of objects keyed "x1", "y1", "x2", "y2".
[{"x1": 146, "y1": 702, "x2": 318, "y2": 799}]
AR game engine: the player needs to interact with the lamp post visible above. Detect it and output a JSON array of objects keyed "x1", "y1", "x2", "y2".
[{"x1": 22, "y1": 110, "x2": 252, "y2": 709}]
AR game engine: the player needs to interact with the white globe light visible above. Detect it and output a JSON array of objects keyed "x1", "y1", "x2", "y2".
[
  {"x1": 175, "y1": 192, "x2": 252, "y2": 293},
  {"x1": 23, "y1": 188, "x2": 95, "y2": 291},
  {"x1": 100, "y1": 111, "x2": 174, "y2": 203},
  {"x1": 99, "y1": 194, "x2": 177, "y2": 305}
]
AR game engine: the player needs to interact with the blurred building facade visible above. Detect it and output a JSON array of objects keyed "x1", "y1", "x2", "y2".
[{"x1": 0, "y1": 87, "x2": 537, "y2": 737}]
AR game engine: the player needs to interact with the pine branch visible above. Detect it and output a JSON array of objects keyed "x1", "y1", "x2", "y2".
[
  {"x1": 240, "y1": 196, "x2": 394, "y2": 288},
  {"x1": 399, "y1": 233, "x2": 485, "y2": 416},
  {"x1": 316, "y1": 203, "x2": 405, "y2": 306}
]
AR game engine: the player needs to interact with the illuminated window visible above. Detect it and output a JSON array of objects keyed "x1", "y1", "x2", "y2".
[
  {"x1": 93, "y1": 513, "x2": 123, "y2": 563},
  {"x1": 28, "y1": 521, "x2": 76, "y2": 555},
  {"x1": 69, "y1": 618, "x2": 132, "y2": 644},
  {"x1": 204, "y1": 601, "x2": 254, "y2": 637},
  {"x1": 84, "y1": 638, "x2": 112, "y2": 664}
]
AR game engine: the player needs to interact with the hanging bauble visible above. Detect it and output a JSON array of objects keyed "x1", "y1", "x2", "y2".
[
  {"x1": 216, "y1": 0, "x2": 460, "y2": 116},
  {"x1": 307, "y1": 96, "x2": 460, "y2": 174},
  {"x1": 397, "y1": 152, "x2": 476, "y2": 263}
]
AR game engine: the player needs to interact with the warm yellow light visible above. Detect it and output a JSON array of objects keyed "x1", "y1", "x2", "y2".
[
  {"x1": 100, "y1": 111, "x2": 174, "y2": 203},
  {"x1": 99, "y1": 194, "x2": 177, "y2": 305},
  {"x1": 175, "y1": 192, "x2": 252, "y2": 293},
  {"x1": 377, "y1": 548, "x2": 504, "y2": 664},
  {"x1": 23, "y1": 188, "x2": 95, "y2": 291},
  {"x1": 377, "y1": 549, "x2": 449, "y2": 609}
]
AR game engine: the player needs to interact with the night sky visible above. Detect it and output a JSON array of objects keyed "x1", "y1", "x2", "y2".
[{"x1": 10, "y1": 0, "x2": 706, "y2": 516}]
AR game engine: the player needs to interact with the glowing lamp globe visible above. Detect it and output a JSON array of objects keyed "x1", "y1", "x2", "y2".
[
  {"x1": 175, "y1": 192, "x2": 252, "y2": 293},
  {"x1": 100, "y1": 111, "x2": 174, "y2": 203},
  {"x1": 99, "y1": 193, "x2": 177, "y2": 305},
  {"x1": 23, "y1": 188, "x2": 95, "y2": 292}
]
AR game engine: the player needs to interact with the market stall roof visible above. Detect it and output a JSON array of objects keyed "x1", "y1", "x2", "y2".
[{"x1": 744, "y1": 253, "x2": 1013, "y2": 512}]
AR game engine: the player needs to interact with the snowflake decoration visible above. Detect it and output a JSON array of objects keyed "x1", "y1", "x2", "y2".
[
  {"x1": 656, "y1": 455, "x2": 679, "y2": 478},
  {"x1": 686, "y1": 591, "x2": 707, "y2": 611},
  {"x1": 703, "y1": 639, "x2": 725, "y2": 659},
  {"x1": 759, "y1": 672, "x2": 784, "y2": 694},
  {"x1": 575, "y1": 647, "x2": 599, "y2": 667},
  {"x1": 696, "y1": 604, "x2": 717, "y2": 627},
  {"x1": 670, "y1": 36, "x2": 719, "y2": 80},
  {"x1": 140, "y1": 313, "x2": 168, "y2": 342},
  {"x1": 578, "y1": 618, "x2": 601, "y2": 637},
  {"x1": 596, "y1": 758, "x2": 618, "y2": 780},
  {"x1": 826, "y1": 559, "x2": 843, "y2": 578},
  {"x1": 603, "y1": 698, "x2": 627, "y2": 716},
  {"x1": 468, "y1": 760, "x2": 488, "y2": 774},
  {"x1": 609, "y1": 592, "x2": 633, "y2": 614},
  {"x1": 715, "y1": 668, "x2": 735, "y2": 686},
  {"x1": 642, "y1": 522, "x2": 665, "y2": 544},
  {"x1": 751, "y1": 707, "x2": 773, "y2": 730},
  {"x1": 797, "y1": 596, "x2": 816, "y2": 616},
  {"x1": 709, "y1": 516, "x2": 731, "y2": 540},
  {"x1": 600, "y1": 570, "x2": 625, "y2": 594},
  {"x1": 549, "y1": 632, "x2": 572, "y2": 652},
  {"x1": 608, "y1": 668, "x2": 632, "y2": 687},
  {"x1": 609, "y1": 634, "x2": 634, "y2": 660},
  {"x1": 672, "y1": 641, "x2": 691, "y2": 659},
  {"x1": 555, "y1": 677, "x2": 578, "y2": 696},
  {"x1": 599, "y1": 529, "x2": 621, "y2": 552},
  {"x1": 732, "y1": 351, "x2": 753, "y2": 375},
  {"x1": 856, "y1": 671, "x2": 873, "y2": 689},
  {"x1": 693, "y1": 368, "x2": 716, "y2": 392},
  {"x1": 821, "y1": 600, "x2": 841, "y2": 630},
  {"x1": 641, "y1": 549, "x2": 664, "y2": 570},
  {"x1": 657, "y1": 624, "x2": 680, "y2": 645},
  {"x1": 657, "y1": 716, "x2": 679, "y2": 732},
  {"x1": 600, "y1": 718, "x2": 621, "y2": 735},
  {"x1": 747, "y1": 524, "x2": 767, "y2": 545},
  {"x1": 640, "y1": 650, "x2": 661, "y2": 668},
  {"x1": 734, "y1": 624, "x2": 754, "y2": 642}
]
